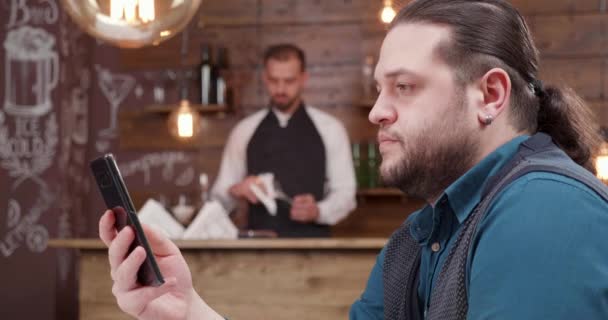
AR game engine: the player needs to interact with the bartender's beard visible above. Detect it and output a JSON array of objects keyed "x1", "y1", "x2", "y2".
[
  {"x1": 271, "y1": 94, "x2": 300, "y2": 112},
  {"x1": 380, "y1": 92, "x2": 479, "y2": 201}
]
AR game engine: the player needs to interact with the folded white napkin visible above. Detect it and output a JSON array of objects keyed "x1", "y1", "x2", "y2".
[
  {"x1": 182, "y1": 200, "x2": 238, "y2": 239},
  {"x1": 138, "y1": 199, "x2": 185, "y2": 239},
  {"x1": 249, "y1": 173, "x2": 277, "y2": 215}
]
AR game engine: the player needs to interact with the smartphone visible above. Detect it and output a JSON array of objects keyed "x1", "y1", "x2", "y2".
[{"x1": 90, "y1": 153, "x2": 164, "y2": 287}]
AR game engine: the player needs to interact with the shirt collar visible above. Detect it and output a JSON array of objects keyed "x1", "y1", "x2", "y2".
[
  {"x1": 409, "y1": 135, "x2": 528, "y2": 243},
  {"x1": 445, "y1": 135, "x2": 529, "y2": 224},
  {"x1": 271, "y1": 108, "x2": 292, "y2": 128},
  {"x1": 270, "y1": 102, "x2": 306, "y2": 128}
]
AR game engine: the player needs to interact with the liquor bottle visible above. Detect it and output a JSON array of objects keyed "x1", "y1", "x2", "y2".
[
  {"x1": 215, "y1": 47, "x2": 233, "y2": 110},
  {"x1": 199, "y1": 44, "x2": 218, "y2": 105},
  {"x1": 352, "y1": 143, "x2": 368, "y2": 189}
]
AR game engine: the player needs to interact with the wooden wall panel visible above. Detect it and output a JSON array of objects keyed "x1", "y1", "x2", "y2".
[
  {"x1": 361, "y1": 22, "x2": 387, "y2": 61},
  {"x1": 113, "y1": 0, "x2": 608, "y2": 241},
  {"x1": 304, "y1": 65, "x2": 363, "y2": 108},
  {"x1": 198, "y1": 0, "x2": 259, "y2": 26},
  {"x1": 192, "y1": 27, "x2": 261, "y2": 68},
  {"x1": 120, "y1": 27, "x2": 260, "y2": 70},
  {"x1": 259, "y1": 24, "x2": 362, "y2": 65},
  {"x1": 259, "y1": 0, "x2": 376, "y2": 24},
  {"x1": 323, "y1": 106, "x2": 377, "y2": 143},
  {"x1": 603, "y1": 59, "x2": 608, "y2": 102},
  {"x1": 119, "y1": 112, "x2": 239, "y2": 149},
  {"x1": 590, "y1": 101, "x2": 608, "y2": 125},
  {"x1": 232, "y1": 68, "x2": 265, "y2": 110},
  {"x1": 511, "y1": 0, "x2": 601, "y2": 15},
  {"x1": 529, "y1": 14, "x2": 605, "y2": 57},
  {"x1": 539, "y1": 58, "x2": 603, "y2": 100}
]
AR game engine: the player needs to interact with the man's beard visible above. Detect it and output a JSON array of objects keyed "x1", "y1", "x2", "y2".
[
  {"x1": 271, "y1": 94, "x2": 299, "y2": 111},
  {"x1": 380, "y1": 93, "x2": 479, "y2": 201}
]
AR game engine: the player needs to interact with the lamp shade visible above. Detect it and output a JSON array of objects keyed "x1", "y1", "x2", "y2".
[{"x1": 60, "y1": 0, "x2": 202, "y2": 48}]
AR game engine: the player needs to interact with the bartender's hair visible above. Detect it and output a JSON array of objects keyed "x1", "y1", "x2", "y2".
[
  {"x1": 263, "y1": 43, "x2": 307, "y2": 72},
  {"x1": 392, "y1": 0, "x2": 602, "y2": 172}
]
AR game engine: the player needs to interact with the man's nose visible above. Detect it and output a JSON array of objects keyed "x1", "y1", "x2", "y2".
[
  {"x1": 368, "y1": 94, "x2": 396, "y2": 126},
  {"x1": 276, "y1": 82, "x2": 287, "y2": 93}
]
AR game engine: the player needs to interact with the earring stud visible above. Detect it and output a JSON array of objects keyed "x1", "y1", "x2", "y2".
[{"x1": 483, "y1": 114, "x2": 494, "y2": 125}]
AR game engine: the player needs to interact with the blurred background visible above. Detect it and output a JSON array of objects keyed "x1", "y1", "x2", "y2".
[{"x1": 1, "y1": 0, "x2": 608, "y2": 319}]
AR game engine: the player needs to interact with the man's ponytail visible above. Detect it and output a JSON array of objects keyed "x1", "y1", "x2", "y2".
[{"x1": 536, "y1": 85, "x2": 603, "y2": 173}]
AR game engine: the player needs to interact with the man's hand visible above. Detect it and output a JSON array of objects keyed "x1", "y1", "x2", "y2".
[
  {"x1": 290, "y1": 194, "x2": 320, "y2": 223},
  {"x1": 229, "y1": 175, "x2": 265, "y2": 204},
  {"x1": 99, "y1": 210, "x2": 221, "y2": 320}
]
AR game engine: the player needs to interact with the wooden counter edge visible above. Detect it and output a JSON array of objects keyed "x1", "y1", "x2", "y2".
[{"x1": 48, "y1": 238, "x2": 388, "y2": 250}]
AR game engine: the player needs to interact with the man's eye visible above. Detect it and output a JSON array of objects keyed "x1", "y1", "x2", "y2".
[{"x1": 396, "y1": 83, "x2": 414, "y2": 93}]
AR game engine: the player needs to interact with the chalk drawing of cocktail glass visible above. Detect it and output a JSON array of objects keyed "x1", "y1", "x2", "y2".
[
  {"x1": 95, "y1": 65, "x2": 135, "y2": 138},
  {"x1": 4, "y1": 26, "x2": 58, "y2": 117}
]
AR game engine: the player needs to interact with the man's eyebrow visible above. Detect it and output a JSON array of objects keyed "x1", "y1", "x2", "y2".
[
  {"x1": 375, "y1": 68, "x2": 421, "y2": 83},
  {"x1": 384, "y1": 68, "x2": 420, "y2": 79}
]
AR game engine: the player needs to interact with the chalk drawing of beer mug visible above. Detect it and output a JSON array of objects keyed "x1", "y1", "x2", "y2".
[{"x1": 4, "y1": 26, "x2": 59, "y2": 117}]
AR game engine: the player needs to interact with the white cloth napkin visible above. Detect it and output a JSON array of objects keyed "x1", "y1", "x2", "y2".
[
  {"x1": 138, "y1": 199, "x2": 185, "y2": 239},
  {"x1": 249, "y1": 173, "x2": 277, "y2": 215},
  {"x1": 182, "y1": 200, "x2": 238, "y2": 239}
]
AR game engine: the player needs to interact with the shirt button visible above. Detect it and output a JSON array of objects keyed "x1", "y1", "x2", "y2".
[{"x1": 431, "y1": 242, "x2": 441, "y2": 252}]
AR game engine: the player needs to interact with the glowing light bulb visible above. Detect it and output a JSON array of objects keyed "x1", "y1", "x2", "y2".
[
  {"x1": 168, "y1": 100, "x2": 201, "y2": 139},
  {"x1": 380, "y1": 0, "x2": 396, "y2": 24},
  {"x1": 61, "y1": 0, "x2": 201, "y2": 48},
  {"x1": 177, "y1": 113, "x2": 194, "y2": 138},
  {"x1": 139, "y1": 0, "x2": 155, "y2": 23}
]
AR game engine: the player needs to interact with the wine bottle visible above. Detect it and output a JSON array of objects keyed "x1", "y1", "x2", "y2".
[
  {"x1": 352, "y1": 143, "x2": 368, "y2": 189},
  {"x1": 215, "y1": 47, "x2": 232, "y2": 109},
  {"x1": 199, "y1": 44, "x2": 218, "y2": 105}
]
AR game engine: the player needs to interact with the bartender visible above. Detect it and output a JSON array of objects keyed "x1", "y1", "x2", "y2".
[{"x1": 210, "y1": 43, "x2": 356, "y2": 237}]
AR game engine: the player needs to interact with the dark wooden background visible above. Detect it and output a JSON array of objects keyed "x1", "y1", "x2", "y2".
[
  {"x1": 1, "y1": 1, "x2": 608, "y2": 319},
  {"x1": 112, "y1": 0, "x2": 608, "y2": 237}
]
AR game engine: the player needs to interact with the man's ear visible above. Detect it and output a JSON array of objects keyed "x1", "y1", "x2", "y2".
[{"x1": 476, "y1": 68, "x2": 511, "y2": 126}]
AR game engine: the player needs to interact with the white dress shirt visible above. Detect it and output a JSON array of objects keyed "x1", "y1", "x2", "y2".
[{"x1": 210, "y1": 105, "x2": 357, "y2": 225}]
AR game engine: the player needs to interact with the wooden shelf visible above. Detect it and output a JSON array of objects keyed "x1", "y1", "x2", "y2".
[
  {"x1": 118, "y1": 106, "x2": 240, "y2": 149},
  {"x1": 356, "y1": 188, "x2": 402, "y2": 196},
  {"x1": 142, "y1": 103, "x2": 229, "y2": 114}
]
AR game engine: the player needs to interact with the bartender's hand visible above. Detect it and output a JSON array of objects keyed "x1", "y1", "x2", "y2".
[
  {"x1": 99, "y1": 210, "x2": 222, "y2": 320},
  {"x1": 290, "y1": 194, "x2": 320, "y2": 223},
  {"x1": 229, "y1": 175, "x2": 265, "y2": 204}
]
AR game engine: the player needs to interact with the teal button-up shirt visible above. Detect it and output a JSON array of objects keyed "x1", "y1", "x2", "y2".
[{"x1": 350, "y1": 136, "x2": 608, "y2": 319}]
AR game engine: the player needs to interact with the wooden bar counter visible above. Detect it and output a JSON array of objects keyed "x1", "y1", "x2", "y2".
[{"x1": 49, "y1": 238, "x2": 386, "y2": 320}]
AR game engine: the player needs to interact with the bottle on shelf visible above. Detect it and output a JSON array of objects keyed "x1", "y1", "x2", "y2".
[
  {"x1": 352, "y1": 143, "x2": 368, "y2": 189},
  {"x1": 199, "y1": 44, "x2": 218, "y2": 106},
  {"x1": 215, "y1": 46, "x2": 233, "y2": 110}
]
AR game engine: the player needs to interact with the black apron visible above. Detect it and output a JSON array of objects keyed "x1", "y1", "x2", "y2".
[{"x1": 246, "y1": 105, "x2": 329, "y2": 237}]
